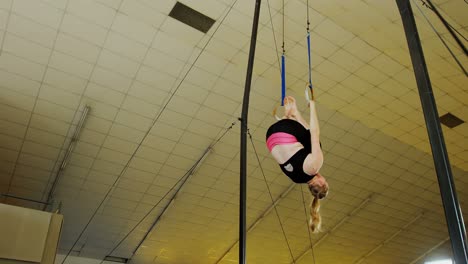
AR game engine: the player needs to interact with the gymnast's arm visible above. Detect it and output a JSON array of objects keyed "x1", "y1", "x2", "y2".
[{"x1": 307, "y1": 100, "x2": 323, "y2": 172}]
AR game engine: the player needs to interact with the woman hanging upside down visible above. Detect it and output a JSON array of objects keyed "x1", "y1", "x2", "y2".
[{"x1": 266, "y1": 94, "x2": 328, "y2": 233}]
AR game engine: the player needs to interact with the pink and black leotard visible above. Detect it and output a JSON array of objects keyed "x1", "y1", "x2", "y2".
[{"x1": 266, "y1": 119, "x2": 316, "y2": 184}]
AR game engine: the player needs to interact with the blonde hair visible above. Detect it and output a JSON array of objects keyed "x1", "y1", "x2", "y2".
[
  {"x1": 309, "y1": 196, "x2": 322, "y2": 233},
  {"x1": 308, "y1": 185, "x2": 328, "y2": 233}
]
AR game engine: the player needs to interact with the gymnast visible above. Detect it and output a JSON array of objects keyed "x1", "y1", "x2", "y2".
[{"x1": 266, "y1": 94, "x2": 328, "y2": 233}]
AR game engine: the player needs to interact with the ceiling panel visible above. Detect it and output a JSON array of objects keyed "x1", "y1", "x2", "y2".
[{"x1": 0, "y1": 0, "x2": 467, "y2": 263}]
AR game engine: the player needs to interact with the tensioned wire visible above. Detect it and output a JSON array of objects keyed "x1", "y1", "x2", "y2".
[
  {"x1": 96, "y1": 121, "x2": 237, "y2": 264},
  {"x1": 247, "y1": 129, "x2": 296, "y2": 263},
  {"x1": 300, "y1": 184, "x2": 316, "y2": 264},
  {"x1": 59, "y1": 0, "x2": 240, "y2": 263},
  {"x1": 266, "y1": 0, "x2": 282, "y2": 73},
  {"x1": 414, "y1": 0, "x2": 467, "y2": 76},
  {"x1": 423, "y1": 0, "x2": 467, "y2": 55},
  {"x1": 264, "y1": 0, "x2": 317, "y2": 262},
  {"x1": 419, "y1": 0, "x2": 467, "y2": 41},
  {"x1": 248, "y1": 104, "x2": 317, "y2": 264},
  {"x1": 282, "y1": 0, "x2": 285, "y2": 54}
]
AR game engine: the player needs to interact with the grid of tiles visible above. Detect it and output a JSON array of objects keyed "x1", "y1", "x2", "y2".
[
  {"x1": 0, "y1": 0, "x2": 466, "y2": 264},
  {"x1": 131, "y1": 107, "x2": 467, "y2": 264}
]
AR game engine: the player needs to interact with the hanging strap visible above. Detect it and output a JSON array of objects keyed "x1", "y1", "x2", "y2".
[
  {"x1": 281, "y1": 54, "x2": 286, "y2": 106},
  {"x1": 280, "y1": 0, "x2": 286, "y2": 106},
  {"x1": 306, "y1": 0, "x2": 314, "y2": 101},
  {"x1": 307, "y1": 32, "x2": 313, "y2": 91}
]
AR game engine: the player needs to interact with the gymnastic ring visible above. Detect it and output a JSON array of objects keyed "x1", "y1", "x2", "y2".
[
  {"x1": 272, "y1": 103, "x2": 282, "y2": 121},
  {"x1": 305, "y1": 83, "x2": 314, "y2": 102}
]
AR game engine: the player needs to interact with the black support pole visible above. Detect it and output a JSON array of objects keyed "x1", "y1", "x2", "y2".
[
  {"x1": 396, "y1": 1, "x2": 468, "y2": 263},
  {"x1": 240, "y1": 1, "x2": 261, "y2": 263}
]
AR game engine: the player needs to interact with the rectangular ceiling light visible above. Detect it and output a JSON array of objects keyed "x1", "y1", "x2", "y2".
[
  {"x1": 425, "y1": 259, "x2": 453, "y2": 264},
  {"x1": 103, "y1": 256, "x2": 128, "y2": 263},
  {"x1": 169, "y1": 2, "x2": 215, "y2": 33},
  {"x1": 440, "y1": 112, "x2": 464, "y2": 128}
]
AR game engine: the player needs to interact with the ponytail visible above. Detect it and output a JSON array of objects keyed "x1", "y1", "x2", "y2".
[{"x1": 309, "y1": 196, "x2": 322, "y2": 233}]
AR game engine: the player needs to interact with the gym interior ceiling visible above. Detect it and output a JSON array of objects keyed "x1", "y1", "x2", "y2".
[{"x1": 0, "y1": 0, "x2": 466, "y2": 263}]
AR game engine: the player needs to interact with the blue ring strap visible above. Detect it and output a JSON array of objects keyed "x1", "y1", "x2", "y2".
[
  {"x1": 307, "y1": 32, "x2": 313, "y2": 91},
  {"x1": 281, "y1": 54, "x2": 286, "y2": 106}
]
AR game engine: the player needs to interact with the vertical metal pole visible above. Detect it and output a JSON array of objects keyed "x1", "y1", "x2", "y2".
[
  {"x1": 240, "y1": 1, "x2": 262, "y2": 263},
  {"x1": 396, "y1": 1, "x2": 468, "y2": 263}
]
